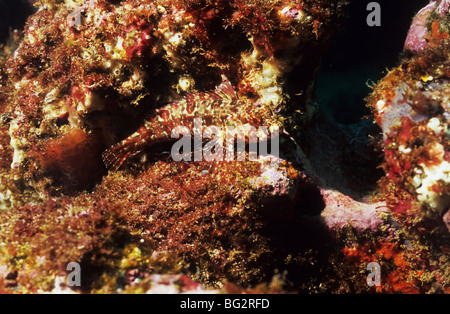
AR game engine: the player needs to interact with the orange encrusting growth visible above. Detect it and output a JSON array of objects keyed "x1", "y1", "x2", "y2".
[
  {"x1": 343, "y1": 241, "x2": 423, "y2": 294},
  {"x1": 39, "y1": 127, "x2": 105, "y2": 191},
  {"x1": 430, "y1": 20, "x2": 449, "y2": 48}
]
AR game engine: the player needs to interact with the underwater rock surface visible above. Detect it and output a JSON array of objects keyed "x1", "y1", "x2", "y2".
[
  {"x1": 367, "y1": 0, "x2": 450, "y2": 293},
  {"x1": 0, "y1": 0, "x2": 448, "y2": 293}
]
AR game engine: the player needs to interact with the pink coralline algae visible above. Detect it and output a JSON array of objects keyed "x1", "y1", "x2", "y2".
[
  {"x1": 404, "y1": 2, "x2": 438, "y2": 53},
  {"x1": 437, "y1": 0, "x2": 450, "y2": 17},
  {"x1": 320, "y1": 189, "x2": 388, "y2": 232},
  {"x1": 444, "y1": 209, "x2": 450, "y2": 232},
  {"x1": 405, "y1": 0, "x2": 450, "y2": 53}
]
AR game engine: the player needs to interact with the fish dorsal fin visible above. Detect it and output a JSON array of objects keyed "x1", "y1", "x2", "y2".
[{"x1": 214, "y1": 75, "x2": 237, "y2": 101}]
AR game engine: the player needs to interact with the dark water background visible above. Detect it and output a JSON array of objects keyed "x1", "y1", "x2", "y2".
[
  {"x1": 316, "y1": 0, "x2": 428, "y2": 124},
  {"x1": 0, "y1": 0, "x2": 35, "y2": 44}
]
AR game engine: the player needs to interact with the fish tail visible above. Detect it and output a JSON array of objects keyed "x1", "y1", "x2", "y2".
[{"x1": 102, "y1": 140, "x2": 141, "y2": 172}]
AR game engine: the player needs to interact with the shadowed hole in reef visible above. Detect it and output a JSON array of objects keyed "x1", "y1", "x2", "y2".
[{"x1": 257, "y1": 182, "x2": 337, "y2": 291}]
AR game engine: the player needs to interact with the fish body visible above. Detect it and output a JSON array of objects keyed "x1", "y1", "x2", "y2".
[{"x1": 102, "y1": 76, "x2": 244, "y2": 171}]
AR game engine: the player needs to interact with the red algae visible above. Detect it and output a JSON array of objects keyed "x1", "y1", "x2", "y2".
[{"x1": 38, "y1": 127, "x2": 105, "y2": 193}]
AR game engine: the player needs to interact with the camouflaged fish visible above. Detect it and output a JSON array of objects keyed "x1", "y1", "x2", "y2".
[{"x1": 102, "y1": 75, "x2": 277, "y2": 171}]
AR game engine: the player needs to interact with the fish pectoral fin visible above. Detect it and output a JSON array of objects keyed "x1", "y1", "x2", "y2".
[
  {"x1": 102, "y1": 143, "x2": 142, "y2": 172},
  {"x1": 214, "y1": 75, "x2": 237, "y2": 101}
]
